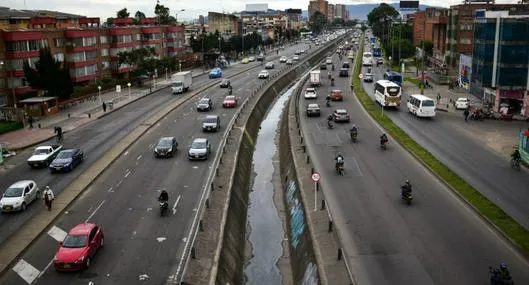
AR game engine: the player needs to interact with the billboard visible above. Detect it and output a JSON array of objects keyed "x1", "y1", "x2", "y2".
[
  {"x1": 458, "y1": 54, "x2": 472, "y2": 90},
  {"x1": 245, "y1": 3, "x2": 268, "y2": 12},
  {"x1": 286, "y1": 9, "x2": 302, "y2": 14},
  {"x1": 399, "y1": 1, "x2": 419, "y2": 9}
]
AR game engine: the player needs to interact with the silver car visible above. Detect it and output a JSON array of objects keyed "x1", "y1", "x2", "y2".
[
  {"x1": 0, "y1": 180, "x2": 40, "y2": 212},
  {"x1": 188, "y1": 138, "x2": 211, "y2": 160}
]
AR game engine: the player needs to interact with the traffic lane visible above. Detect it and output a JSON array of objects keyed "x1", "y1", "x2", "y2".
[
  {"x1": 364, "y1": 65, "x2": 529, "y2": 229},
  {"x1": 0, "y1": 44, "x2": 306, "y2": 246},
  {"x1": 298, "y1": 61, "x2": 529, "y2": 284},
  {"x1": 0, "y1": 47, "x2": 305, "y2": 285}
]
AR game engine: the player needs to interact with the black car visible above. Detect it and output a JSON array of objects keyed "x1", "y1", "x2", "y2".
[
  {"x1": 154, "y1": 137, "x2": 178, "y2": 158},
  {"x1": 339, "y1": 68, "x2": 349, "y2": 77},
  {"x1": 197, "y1": 98, "x2": 213, "y2": 111},
  {"x1": 49, "y1": 148, "x2": 84, "y2": 173},
  {"x1": 220, "y1": 79, "x2": 231, "y2": 88},
  {"x1": 320, "y1": 63, "x2": 327, "y2": 70},
  {"x1": 256, "y1": 55, "x2": 265, "y2": 61},
  {"x1": 342, "y1": 62, "x2": 350, "y2": 69}
]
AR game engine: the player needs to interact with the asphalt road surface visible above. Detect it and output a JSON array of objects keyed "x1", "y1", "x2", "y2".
[
  {"x1": 361, "y1": 44, "x2": 529, "y2": 230},
  {"x1": 0, "y1": 41, "x2": 321, "y2": 285},
  {"x1": 297, "y1": 52, "x2": 529, "y2": 284}
]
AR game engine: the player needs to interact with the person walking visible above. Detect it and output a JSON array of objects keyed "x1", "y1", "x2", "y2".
[
  {"x1": 464, "y1": 108, "x2": 470, "y2": 121},
  {"x1": 102, "y1": 102, "x2": 107, "y2": 112},
  {"x1": 43, "y1": 186, "x2": 54, "y2": 211},
  {"x1": 28, "y1": 115, "x2": 34, "y2": 128}
]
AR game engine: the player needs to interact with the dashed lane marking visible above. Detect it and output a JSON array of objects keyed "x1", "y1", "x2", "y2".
[
  {"x1": 12, "y1": 259, "x2": 40, "y2": 284},
  {"x1": 85, "y1": 200, "x2": 106, "y2": 223},
  {"x1": 124, "y1": 169, "x2": 131, "y2": 178},
  {"x1": 172, "y1": 195, "x2": 182, "y2": 215},
  {"x1": 108, "y1": 187, "x2": 114, "y2": 193},
  {"x1": 124, "y1": 151, "x2": 129, "y2": 156},
  {"x1": 137, "y1": 154, "x2": 143, "y2": 160},
  {"x1": 47, "y1": 225, "x2": 67, "y2": 242}
]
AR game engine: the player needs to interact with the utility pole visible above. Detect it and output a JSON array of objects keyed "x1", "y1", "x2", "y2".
[{"x1": 420, "y1": 13, "x2": 426, "y2": 95}]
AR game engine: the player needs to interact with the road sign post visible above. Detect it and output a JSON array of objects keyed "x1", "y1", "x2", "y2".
[{"x1": 311, "y1": 172, "x2": 321, "y2": 211}]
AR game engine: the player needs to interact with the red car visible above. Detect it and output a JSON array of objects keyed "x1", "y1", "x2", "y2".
[
  {"x1": 223, "y1": 95, "x2": 238, "y2": 108},
  {"x1": 54, "y1": 223, "x2": 104, "y2": 271}
]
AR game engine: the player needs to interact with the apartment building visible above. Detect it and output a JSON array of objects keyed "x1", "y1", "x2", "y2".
[
  {"x1": 207, "y1": 12, "x2": 242, "y2": 39},
  {"x1": 0, "y1": 7, "x2": 184, "y2": 107},
  {"x1": 327, "y1": 4, "x2": 335, "y2": 23},
  {"x1": 335, "y1": 4, "x2": 346, "y2": 21},
  {"x1": 412, "y1": 7, "x2": 448, "y2": 69},
  {"x1": 308, "y1": 0, "x2": 328, "y2": 20}
]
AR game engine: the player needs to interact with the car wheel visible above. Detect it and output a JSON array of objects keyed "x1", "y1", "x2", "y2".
[
  {"x1": 21, "y1": 202, "x2": 27, "y2": 211},
  {"x1": 84, "y1": 257, "x2": 91, "y2": 269}
]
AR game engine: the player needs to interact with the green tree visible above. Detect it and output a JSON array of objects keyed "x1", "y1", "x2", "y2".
[
  {"x1": 155, "y1": 0, "x2": 174, "y2": 24},
  {"x1": 117, "y1": 8, "x2": 129, "y2": 18},
  {"x1": 23, "y1": 48, "x2": 73, "y2": 101},
  {"x1": 418, "y1": 40, "x2": 433, "y2": 56},
  {"x1": 367, "y1": 3, "x2": 399, "y2": 42},
  {"x1": 117, "y1": 47, "x2": 157, "y2": 77},
  {"x1": 390, "y1": 38, "x2": 415, "y2": 63},
  {"x1": 309, "y1": 11, "x2": 327, "y2": 34},
  {"x1": 134, "y1": 10, "x2": 146, "y2": 24}
]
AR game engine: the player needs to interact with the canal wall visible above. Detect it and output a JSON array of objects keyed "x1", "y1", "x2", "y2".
[{"x1": 182, "y1": 35, "x2": 347, "y2": 285}]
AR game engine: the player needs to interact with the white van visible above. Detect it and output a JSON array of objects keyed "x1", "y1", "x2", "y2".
[{"x1": 407, "y1": 94, "x2": 436, "y2": 118}]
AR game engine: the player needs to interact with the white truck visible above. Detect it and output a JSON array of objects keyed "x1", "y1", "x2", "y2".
[
  {"x1": 171, "y1": 71, "x2": 193, "y2": 94},
  {"x1": 27, "y1": 145, "x2": 63, "y2": 168},
  {"x1": 309, "y1": 70, "x2": 321, "y2": 87}
]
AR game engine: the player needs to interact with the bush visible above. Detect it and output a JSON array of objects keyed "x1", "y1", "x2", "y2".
[{"x1": 0, "y1": 121, "x2": 23, "y2": 135}]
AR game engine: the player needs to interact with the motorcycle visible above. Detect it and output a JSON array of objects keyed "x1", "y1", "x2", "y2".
[
  {"x1": 489, "y1": 266, "x2": 514, "y2": 285},
  {"x1": 326, "y1": 99, "x2": 331, "y2": 107},
  {"x1": 228, "y1": 88, "x2": 233, "y2": 95},
  {"x1": 401, "y1": 186, "x2": 413, "y2": 205},
  {"x1": 510, "y1": 157, "x2": 521, "y2": 171},
  {"x1": 335, "y1": 163, "x2": 344, "y2": 175},
  {"x1": 380, "y1": 139, "x2": 388, "y2": 150},
  {"x1": 159, "y1": 200, "x2": 168, "y2": 216},
  {"x1": 331, "y1": 79, "x2": 335, "y2": 86},
  {"x1": 350, "y1": 132, "x2": 358, "y2": 143}
]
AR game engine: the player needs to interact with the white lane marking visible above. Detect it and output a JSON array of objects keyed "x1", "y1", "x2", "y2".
[
  {"x1": 182, "y1": 237, "x2": 187, "y2": 243},
  {"x1": 148, "y1": 143, "x2": 154, "y2": 149},
  {"x1": 124, "y1": 169, "x2": 131, "y2": 178},
  {"x1": 137, "y1": 154, "x2": 143, "y2": 160},
  {"x1": 89, "y1": 282, "x2": 95, "y2": 285},
  {"x1": 47, "y1": 225, "x2": 67, "y2": 242},
  {"x1": 192, "y1": 166, "x2": 198, "y2": 169},
  {"x1": 85, "y1": 200, "x2": 106, "y2": 223},
  {"x1": 139, "y1": 274, "x2": 150, "y2": 280},
  {"x1": 124, "y1": 151, "x2": 129, "y2": 156},
  {"x1": 108, "y1": 187, "x2": 114, "y2": 193},
  {"x1": 172, "y1": 195, "x2": 182, "y2": 215},
  {"x1": 156, "y1": 237, "x2": 167, "y2": 243},
  {"x1": 117, "y1": 179, "x2": 124, "y2": 187},
  {"x1": 12, "y1": 259, "x2": 40, "y2": 284}
]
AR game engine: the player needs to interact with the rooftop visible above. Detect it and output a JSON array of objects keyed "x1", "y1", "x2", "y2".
[{"x1": 0, "y1": 6, "x2": 86, "y2": 20}]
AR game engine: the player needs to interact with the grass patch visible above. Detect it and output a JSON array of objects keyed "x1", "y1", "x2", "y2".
[
  {"x1": 351, "y1": 36, "x2": 529, "y2": 255},
  {"x1": 0, "y1": 121, "x2": 23, "y2": 135}
]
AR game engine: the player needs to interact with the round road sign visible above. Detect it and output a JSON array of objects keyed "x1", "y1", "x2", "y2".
[
  {"x1": 358, "y1": 74, "x2": 364, "y2": 79},
  {"x1": 311, "y1": 172, "x2": 321, "y2": 182}
]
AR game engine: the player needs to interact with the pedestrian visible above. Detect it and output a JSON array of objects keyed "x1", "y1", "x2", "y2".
[
  {"x1": 102, "y1": 102, "x2": 107, "y2": 112},
  {"x1": 43, "y1": 186, "x2": 54, "y2": 211},
  {"x1": 464, "y1": 109, "x2": 470, "y2": 121},
  {"x1": 28, "y1": 115, "x2": 34, "y2": 128},
  {"x1": 436, "y1": 93, "x2": 441, "y2": 103}
]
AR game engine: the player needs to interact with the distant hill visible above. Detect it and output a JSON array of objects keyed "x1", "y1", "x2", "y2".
[{"x1": 301, "y1": 3, "x2": 433, "y2": 21}]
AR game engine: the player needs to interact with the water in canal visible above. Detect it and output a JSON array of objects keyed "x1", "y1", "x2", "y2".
[{"x1": 244, "y1": 82, "x2": 299, "y2": 285}]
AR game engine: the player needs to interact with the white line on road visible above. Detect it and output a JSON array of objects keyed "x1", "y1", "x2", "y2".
[
  {"x1": 124, "y1": 169, "x2": 131, "y2": 178},
  {"x1": 172, "y1": 195, "x2": 182, "y2": 215},
  {"x1": 12, "y1": 259, "x2": 40, "y2": 284},
  {"x1": 47, "y1": 225, "x2": 67, "y2": 242},
  {"x1": 137, "y1": 154, "x2": 143, "y2": 160},
  {"x1": 85, "y1": 200, "x2": 106, "y2": 223},
  {"x1": 108, "y1": 186, "x2": 114, "y2": 192},
  {"x1": 117, "y1": 179, "x2": 123, "y2": 187},
  {"x1": 124, "y1": 151, "x2": 129, "y2": 156}
]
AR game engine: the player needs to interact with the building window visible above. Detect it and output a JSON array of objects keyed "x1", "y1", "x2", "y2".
[
  {"x1": 54, "y1": 53, "x2": 64, "y2": 62},
  {"x1": 66, "y1": 50, "x2": 97, "y2": 62},
  {"x1": 101, "y1": 61, "x2": 110, "y2": 69},
  {"x1": 135, "y1": 34, "x2": 141, "y2": 41},
  {"x1": 100, "y1": 36, "x2": 108, "y2": 43},
  {"x1": 54, "y1": 38, "x2": 64, "y2": 47},
  {"x1": 83, "y1": 36, "x2": 97, "y2": 46},
  {"x1": 101, "y1": 49, "x2": 109, "y2": 56},
  {"x1": 7, "y1": 77, "x2": 29, "y2": 88},
  {"x1": 111, "y1": 34, "x2": 133, "y2": 44},
  {"x1": 5, "y1": 39, "x2": 48, "y2": 52},
  {"x1": 5, "y1": 58, "x2": 38, "y2": 70},
  {"x1": 70, "y1": 64, "x2": 97, "y2": 77}
]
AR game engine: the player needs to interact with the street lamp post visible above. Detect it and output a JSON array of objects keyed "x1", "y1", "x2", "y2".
[
  {"x1": 165, "y1": 67, "x2": 168, "y2": 80},
  {"x1": 218, "y1": 37, "x2": 221, "y2": 54},
  {"x1": 127, "y1": 82, "x2": 131, "y2": 99},
  {"x1": 98, "y1": 85, "x2": 102, "y2": 105},
  {"x1": 179, "y1": 60, "x2": 182, "y2": 72},
  {"x1": 175, "y1": 9, "x2": 185, "y2": 24}
]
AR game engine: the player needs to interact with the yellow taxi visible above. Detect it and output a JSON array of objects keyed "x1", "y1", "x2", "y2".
[{"x1": 241, "y1": 58, "x2": 249, "y2": 64}]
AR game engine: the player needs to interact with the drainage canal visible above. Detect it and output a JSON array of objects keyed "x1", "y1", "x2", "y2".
[{"x1": 244, "y1": 82, "x2": 300, "y2": 285}]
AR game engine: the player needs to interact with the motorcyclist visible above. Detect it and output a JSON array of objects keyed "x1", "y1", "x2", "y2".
[
  {"x1": 490, "y1": 262, "x2": 514, "y2": 285},
  {"x1": 331, "y1": 77, "x2": 335, "y2": 86},
  {"x1": 401, "y1": 179, "x2": 412, "y2": 198},
  {"x1": 350, "y1": 125, "x2": 358, "y2": 137},
  {"x1": 511, "y1": 149, "x2": 521, "y2": 161},
  {"x1": 331, "y1": 64, "x2": 335, "y2": 71},
  {"x1": 228, "y1": 85, "x2": 233, "y2": 95},
  {"x1": 327, "y1": 114, "x2": 334, "y2": 128},
  {"x1": 380, "y1": 133, "x2": 388, "y2": 145},
  {"x1": 158, "y1": 190, "x2": 169, "y2": 203},
  {"x1": 335, "y1": 153, "x2": 344, "y2": 169}
]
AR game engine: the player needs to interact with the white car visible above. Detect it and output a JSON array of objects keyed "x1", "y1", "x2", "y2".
[
  {"x1": 258, "y1": 70, "x2": 269, "y2": 79},
  {"x1": 248, "y1": 56, "x2": 256, "y2": 62},
  {"x1": 455, "y1": 97, "x2": 470, "y2": 110},
  {"x1": 304, "y1": 88, "x2": 317, "y2": 99},
  {"x1": 286, "y1": 59, "x2": 293, "y2": 65},
  {"x1": 293, "y1": 55, "x2": 300, "y2": 61},
  {"x1": 326, "y1": 58, "x2": 332, "y2": 64},
  {"x1": 0, "y1": 180, "x2": 40, "y2": 212},
  {"x1": 280, "y1": 56, "x2": 287, "y2": 63}
]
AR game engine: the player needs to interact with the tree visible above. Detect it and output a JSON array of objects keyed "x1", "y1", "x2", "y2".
[
  {"x1": 309, "y1": 11, "x2": 327, "y2": 34},
  {"x1": 367, "y1": 3, "x2": 399, "y2": 41},
  {"x1": 117, "y1": 47, "x2": 157, "y2": 77},
  {"x1": 390, "y1": 38, "x2": 415, "y2": 63},
  {"x1": 133, "y1": 10, "x2": 146, "y2": 24},
  {"x1": 23, "y1": 48, "x2": 73, "y2": 101},
  {"x1": 117, "y1": 8, "x2": 129, "y2": 18},
  {"x1": 154, "y1": 0, "x2": 173, "y2": 24}
]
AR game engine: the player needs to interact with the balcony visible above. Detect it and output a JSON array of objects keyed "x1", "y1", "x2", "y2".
[{"x1": 71, "y1": 74, "x2": 97, "y2": 83}]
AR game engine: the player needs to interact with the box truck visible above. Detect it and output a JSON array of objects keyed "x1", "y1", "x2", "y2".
[
  {"x1": 171, "y1": 71, "x2": 192, "y2": 94},
  {"x1": 310, "y1": 70, "x2": 321, "y2": 86}
]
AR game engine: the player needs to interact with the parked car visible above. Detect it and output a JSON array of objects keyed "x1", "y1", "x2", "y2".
[
  {"x1": 329, "y1": 89, "x2": 344, "y2": 101},
  {"x1": 49, "y1": 148, "x2": 84, "y2": 172},
  {"x1": 306, "y1": 104, "x2": 321, "y2": 117},
  {"x1": 332, "y1": 109, "x2": 351, "y2": 122},
  {"x1": 0, "y1": 180, "x2": 40, "y2": 212},
  {"x1": 258, "y1": 70, "x2": 270, "y2": 79},
  {"x1": 219, "y1": 79, "x2": 231, "y2": 88},
  {"x1": 54, "y1": 223, "x2": 104, "y2": 271},
  {"x1": 304, "y1": 88, "x2": 317, "y2": 99},
  {"x1": 209, "y1": 68, "x2": 222, "y2": 79},
  {"x1": 188, "y1": 138, "x2": 211, "y2": 160},
  {"x1": 154, "y1": 137, "x2": 178, "y2": 158},
  {"x1": 280, "y1": 56, "x2": 287, "y2": 63},
  {"x1": 27, "y1": 145, "x2": 63, "y2": 168},
  {"x1": 339, "y1": 68, "x2": 349, "y2": 77},
  {"x1": 294, "y1": 50, "x2": 301, "y2": 55},
  {"x1": 265, "y1": 62, "x2": 274, "y2": 69},
  {"x1": 197, "y1": 98, "x2": 213, "y2": 112},
  {"x1": 202, "y1": 115, "x2": 220, "y2": 132},
  {"x1": 455, "y1": 97, "x2": 470, "y2": 110},
  {"x1": 223, "y1": 96, "x2": 238, "y2": 108}
]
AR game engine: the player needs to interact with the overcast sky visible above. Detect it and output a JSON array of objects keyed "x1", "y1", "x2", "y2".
[{"x1": 2, "y1": 0, "x2": 522, "y2": 21}]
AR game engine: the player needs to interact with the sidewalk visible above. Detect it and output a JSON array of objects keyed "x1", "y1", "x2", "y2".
[{"x1": 0, "y1": 66, "x2": 206, "y2": 151}]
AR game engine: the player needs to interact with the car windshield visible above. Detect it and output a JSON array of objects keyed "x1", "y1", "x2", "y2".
[
  {"x1": 56, "y1": 151, "x2": 73, "y2": 159},
  {"x1": 205, "y1": 117, "x2": 217, "y2": 123},
  {"x1": 191, "y1": 141, "x2": 207, "y2": 149},
  {"x1": 158, "y1": 139, "x2": 173, "y2": 147},
  {"x1": 337, "y1": 110, "x2": 347, "y2": 114},
  {"x1": 172, "y1": 82, "x2": 183, "y2": 87},
  {"x1": 33, "y1": 148, "x2": 49, "y2": 155},
  {"x1": 422, "y1": 100, "x2": 435, "y2": 107},
  {"x1": 221, "y1": 80, "x2": 228, "y2": 84},
  {"x1": 62, "y1": 234, "x2": 88, "y2": 248},
  {"x1": 4, "y1": 187, "x2": 24, "y2": 197},
  {"x1": 199, "y1": 99, "x2": 209, "y2": 104},
  {"x1": 225, "y1": 96, "x2": 235, "y2": 101}
]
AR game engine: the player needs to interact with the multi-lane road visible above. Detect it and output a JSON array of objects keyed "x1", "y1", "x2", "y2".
[
  {"x1": 297, "y1": 49, "x2": 529, "y2": 284},
  {"x1": 0, "y1": 41, "x2": 321, "y2": 284},
  {"x1": 360, "y1": 41, "x2": 529, "y2": 230}
]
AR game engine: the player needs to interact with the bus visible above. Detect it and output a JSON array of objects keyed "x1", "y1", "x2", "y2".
[
  {"x1": 374, "y1": 80, "x2": 402, "y2": 107},
  {"x1": 383, "y1": 71, "x2": 403, "y2": 86},
  {"x1": 362, "y1": 52, "x2": 373, "y2": 66},
  {"x1": 373, "y1": 46, "x2": 381, "y2": 57},
  {"x1": 407, "y1": 94, "x2": 436, "y2": 118}
]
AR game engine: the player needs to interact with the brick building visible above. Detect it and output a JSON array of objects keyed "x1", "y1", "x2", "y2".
[
  {"x1": 308, "y1": 0, "x2": 328, "y2": 20},
  {"x1": 207, "y1": 12, "x2": 242, "y2": 38},
  {"x1": 0, "y1": 7, "x2": 184, "y2": 107},
  {"x1": 327, "y1": 4, "x2": 335, "y2": 23},
  {"x1": 412, "y1": 8, "x2": 448, "y2": 69}
]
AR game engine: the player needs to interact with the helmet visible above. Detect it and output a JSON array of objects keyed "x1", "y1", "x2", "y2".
[
  {"x1": 352, "y1": 124, "x2": 357, "y2": 128},
  {"x1": 45, "y1": 186, "x2": 50, "y2": 190},
  {"x1": 500, "y1": 262, "x2": 508, "y2": 270},
  {"x1": 405, "y1": 179, "x2": 411, "y2": 185}
]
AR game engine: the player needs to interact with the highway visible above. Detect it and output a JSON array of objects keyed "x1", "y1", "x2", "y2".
[
  {"x1": 297, "y1": 51, "x2": 529, "y2": 284},
  {"x1": 0, "y1": 41, "x2": 320, "y2": 285},
  {"x1": 360, "y1": 42, "x2": 529, "y2": 230},
  {"x1": 0, "y1": 45, "x2": 297, "y2": 247}
]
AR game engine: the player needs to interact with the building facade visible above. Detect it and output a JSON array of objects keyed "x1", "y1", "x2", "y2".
[
  {"x1": 207, "y1": 12, "x2": 242, "y2": 38},
  {"x1": 470, "y1": 10, "x2": 529, "y2": 117},
  {"x1": 0, "y1": 8, "x2": 185, "y2": 107},
  {"x1": 412, "y1": 8, "x2": 448, "y2": 69},
  {"x1": 308, "y1": 0, "x2": 328, "y2": 20},
  {"x1": 327, "y1": 4, "x2": 335, "y2": 23},
  {"x1": 334, "y1": 4, "x2": 346, "y2": 21}
]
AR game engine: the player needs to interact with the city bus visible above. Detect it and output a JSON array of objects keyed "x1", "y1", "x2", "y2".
[
  {"x1": 373, "y1": 46, "x2": 381, "y2": 57},
  {"x1": 362, "y1": 52, "x2": 373, "y2": 66},
  {"x1": 374, "y1": 80, "x2": 402, "y2": 107},
  {"x1": 383, "y1": 71, "x2": 403, "y2": 86}
]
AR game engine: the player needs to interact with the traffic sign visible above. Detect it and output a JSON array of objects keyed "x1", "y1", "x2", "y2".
[
  {"x1": 358, "y1": 74, "x2": 364, "y2": 79},
  {"x1": 311, "y1": 172, "x2": 321, "y2": 182}
]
